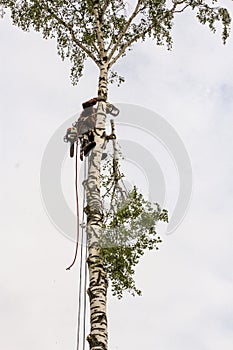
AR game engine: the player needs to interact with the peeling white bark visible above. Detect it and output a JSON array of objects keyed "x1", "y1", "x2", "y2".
[
  {"x1": 93, "y1": 2, "x2": 106, "y2": 62},
  {"x1": 86, "y1": 64, "x2": 109, "y2": 350}
]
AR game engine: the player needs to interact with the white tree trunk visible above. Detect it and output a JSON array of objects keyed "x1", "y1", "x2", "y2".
[{"x1": 86, "y1": 64, "x2": 109, "y2": 350}]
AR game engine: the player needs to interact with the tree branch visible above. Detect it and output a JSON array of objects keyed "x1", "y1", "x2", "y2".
[
  {"x1": 106, "y1": 25, "x2": 117, "y2": 53},
  {"x1": 108, "y1": 0, "x2": 143, "y2": 60},
  {"x1": 100, "y1": 0, "x2": 111, "y2": 22},
  {"x1": 44, "y1": 0, "x2": 99, "y2": 65},
  {"x1": 93, "y1": 0, "x2": 106, "y2": 61},
  {"x1": 108, "y1": 1, "x2": 194, "y2": 68},
  {"x1": 173, "y1": 3, "x2": 190, "y2": 13},
  {"x1": 66, "y1": 0, "x2": 80, "y2": 17},
  {"x1": 109, "y1": 25, "x2": 152, "y2": 68},
  {"x1": 66, "y1": 0, "x2": 99, "y2": 54}
]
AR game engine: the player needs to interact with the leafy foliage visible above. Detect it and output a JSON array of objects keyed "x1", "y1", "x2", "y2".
[
  {"x1": 1, "y1": 0, "x2": 230, "y2": 297},
  {"x1": 108, "y1": 70, "x2": 125, "y2": 86},
  {"x1": 100, "y1": 151, "x2": 168, "y2": 298},
  {"x1": 0, "y1": 0, "x2": 231, "y2": 84}
]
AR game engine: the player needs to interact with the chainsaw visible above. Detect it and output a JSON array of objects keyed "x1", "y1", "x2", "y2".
[{"x1": 64, "y1": 98, "x2": 120, "y2": 158}]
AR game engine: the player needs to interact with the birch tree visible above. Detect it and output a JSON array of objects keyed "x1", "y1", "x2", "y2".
[{"x1": 1, "y1": 1, "x2": 231, "y2": 350}]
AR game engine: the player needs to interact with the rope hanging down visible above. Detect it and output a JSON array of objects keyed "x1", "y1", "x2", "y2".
[
  {"x1": 66, "y1": 141, "x2": 80, "y2": 270},
  {"x1": 76, "y1": 157, "x2": 88, "y2": 350},
  {"x1": 65, "y1": 140, "x2": 88, "y2": 350}
]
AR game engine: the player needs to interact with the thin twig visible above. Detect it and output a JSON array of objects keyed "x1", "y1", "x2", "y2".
[
  {"x1": 108, "y1": 0, "x2": 143, "y2": 61},
  {"x1": 44, "y1": 1, "x2": 99, "y2": 65},
  {"x1": 93, "y1": 0, "x2": 106, "y2": 60}
]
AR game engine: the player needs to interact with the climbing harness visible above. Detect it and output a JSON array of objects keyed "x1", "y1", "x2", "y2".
[{"x1": 64, "y1": 98, "x2": 120, "y2": 160}]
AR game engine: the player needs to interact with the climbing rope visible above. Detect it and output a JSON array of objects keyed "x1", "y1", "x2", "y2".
[
  {"x1": 66, "y1": 141, "x2": 80, "y2": 271},
  {"x1": 75, "y1": 153, "x2": 88, "y2": 350},
  {"x1": 76, "y1": 156, "x2": 88, "y2": 350},
  {"x1": 65, "y1": 140, "x2": 88, "y2": 350}
]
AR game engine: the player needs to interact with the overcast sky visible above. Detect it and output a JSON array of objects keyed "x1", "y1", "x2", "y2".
[{"x1": 1, "y1": 4, "x2": 233, "y2": 350}]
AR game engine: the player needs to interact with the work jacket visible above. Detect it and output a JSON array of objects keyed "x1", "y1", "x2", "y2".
[{"x1": 77, "y1": 107, "x2": 97, "y2": 135}]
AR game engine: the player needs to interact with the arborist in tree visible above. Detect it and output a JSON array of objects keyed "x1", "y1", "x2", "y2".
[{"x1": 64, "y1": 97, "x2": 119, "y2": 159}]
